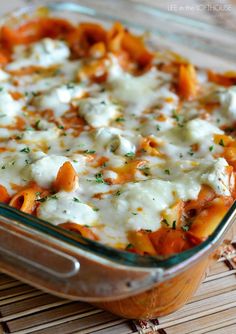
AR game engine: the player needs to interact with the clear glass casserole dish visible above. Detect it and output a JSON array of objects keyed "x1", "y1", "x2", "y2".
[{"x1": 0, "y1": 0, "x2": 236, "y2": 320}]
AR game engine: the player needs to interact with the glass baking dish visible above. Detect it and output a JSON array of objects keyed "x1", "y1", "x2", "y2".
[{"x1": 0, "y1": 0, "x2": 236, "y2": 320}]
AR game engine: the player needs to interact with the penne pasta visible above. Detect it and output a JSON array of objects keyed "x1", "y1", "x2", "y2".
[
  {"x1": 53, "y1": 161, "x2": 78, "y2": 192},
  {"x1": 0, "y1": 16, "x2": 235, "y2": 256},
  {"x1": 9, "y1": 187, "x2": 38, "y2": 214}
]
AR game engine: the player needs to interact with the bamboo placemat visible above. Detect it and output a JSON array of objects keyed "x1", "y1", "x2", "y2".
[{"x1": 1, "y1": 248, "x2": 236, "y2": 334}]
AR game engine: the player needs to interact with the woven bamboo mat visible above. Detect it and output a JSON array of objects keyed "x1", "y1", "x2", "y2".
[{"x1": 0, "y1": 249, "x2": 236, "y2": 334}]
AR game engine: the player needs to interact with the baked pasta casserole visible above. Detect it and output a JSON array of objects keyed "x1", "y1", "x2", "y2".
[{"x1": 0, "y1": 17, "x2": 236, "y2": 256}]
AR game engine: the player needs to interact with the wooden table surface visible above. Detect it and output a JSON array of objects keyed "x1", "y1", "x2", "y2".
[{"x1": 0, "y1": 1, "x2": 236, "y2": 334}]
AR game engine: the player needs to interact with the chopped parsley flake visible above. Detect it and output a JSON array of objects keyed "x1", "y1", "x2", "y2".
[
  {"x1": 182, "y1": 225, "x2": 190, "y2": 232},
  {"x1": 35, "y1": 120, "x2": 40, "y2": 129},
  {"x1": 1, "y1": 165, "x2": 5, "y2": 169},
  {"x1": 66, "y1": 82, "x2": 75, "y2": 89},
  {"x1": 209, "y1": 146, "x2": 214, "y2": 152},
  {"x1": 20, "y1": 147, "x2": 30, "y2": 153},
  {"x1": 172, "y1": 110, "x2": 180, "y2": 122},
  {"x1": 125, "y1": 152, "x2": 135, "y2": 157},
  {"x1": 188, "y1": 150, "x2": 194, "y2": 156},
  {"x1": 156, "y1": 125, "x2": 161, "y2": 131},
  {"x1": 132, "y1": 212, "x2": 138, "y2": 215},
  {"x1": 73, "y1": 197, "x2": 81, "y2": 203},
  {"x1": 16, "y1": 134, "x2": 23, "y2": 140},
  {"x1": 115, "y1": 117, "x2": 125, "y2": 122},
  {"x1": 93, "y1": 207, "x2": 100, "y2": 212},
  {"x1": 114, "y1": 190, "x2": 121, "y2": 196},
  {"x1": 138, "y1": 166, "x2": 150, "y2": 176},
  {"x1": 50, "y1": 195, "x2": 58, "y2": 200},
  {"x1": 164, "y1": 169, "x2": 170, "y2": 175},
  {"x1": 219, "y1": 139, "x2": 225, "y2": 147},
  {"x1": 162, "y1": 219, "x2": 169, "y2": 226},
  {"x1": 83, "y1": 149, "x2": 96, "y2": 154},
  {"x1": 36, "y1": 197, "x2": 47, "y2": 203},
  {"x1": 126, "y1": 243, "x2": 134, "y2": 250},
  {"x1": 95, "y1": 173, "x2": 105, "y2": 183}
]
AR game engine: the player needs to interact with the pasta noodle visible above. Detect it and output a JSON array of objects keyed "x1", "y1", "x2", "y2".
[
  {"x1": 53, "y1": 161, "x2": 78, "y2": 192},
  {"x1": 0, "y1": 16, "x2": 235, "y2": 256},
  {"x1": 9, "y1": 187, "x2": 38, "y2": 214}
]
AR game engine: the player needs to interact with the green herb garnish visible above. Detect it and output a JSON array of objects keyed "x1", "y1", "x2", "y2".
[
  {"x1": 219, "y1": 139, "x2": 225, "y2": 147},
  {"x1": 125, "y1": 152, "x2": 135, "y2": 157},
  {"x1": 20, "y1": 147, "x2": 30, "y2": 153},
  {"x1": 36, "y1": 197, "x2": 47, "y2": 203},
  {"x1": 115, "y1": 117, "x2": 125, "y2": 122},
  {"x1": 35, "y1": 120, "x2": 40, "y2": 129},
  {"x1": 83, "y1": 150, "x2": 96, "y2": 154},
  {"x1": 50, "y1": 195, "x2": 58, "y2": 200},
  {"x1": 209, "y1": 146, "x2": 214, "y2": 152},
  {"x1": 162, "y1": 219, "x2": 169, "y2": 226},
  {"x1": 114, "y1": 190, "x2": 121, "y2": 196},
  {"x1": 57, "y1": 125, "x2": 64, "y2": 130},
  {"x1": 95, "y1": 173, "x2": 105, "y2": 184},
  {"x1": 73, "y1": 197, "x2": 81, "y2": 203}
]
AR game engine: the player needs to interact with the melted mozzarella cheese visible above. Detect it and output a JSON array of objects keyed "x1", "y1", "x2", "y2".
[
  {"x1": 28, "y1": 155, "x2": 70, "y2": 188},
  {"x1": 77, "y1": 93, "x2": 119, "y2": 127},
  {"x1": 37, "y1": 191, "x2": 98, "y2": 226},
  {"x1": 23, "y1": 128, "x2": 60, "y2": 142},
  {"x1": 185, "y1": 119, "x2": 223, "y2": 143},
  {"x1": 219, "y1": 86, "x2": 236, "y2": 120},
  {"x1": 0, "y1": 69, "x2": 9, "y2": 82},
  {"x1": 106, "y1": 177, "x2": 199, "y2": 233},
  {"x1": 200, "y1": 158, "x2": 231, "y2": 196},
  {"x1": 35, "y1": 83, "x2": 86, "y2": 117},
  {"x1": 109, "y1": 135, "x2": 136, "y2": 156},
  {"x1": 0, "y1": 152, "x2": 31, "y2": 194},
  {"x1": 107, "y1": 56, "x2": 173, "y2": 115},
  {"x1": 94, "y1": 127, "x2": 136, "y2": 155},
  {"x1": 0, "y1": 31, "x2": 234, "y2": 249},
  {"x1": 0, "y1": 89, "x2": 22, "y2": 125},
  {"x1": 8, "y1": 38, "x2": 70, "y2": 70}
]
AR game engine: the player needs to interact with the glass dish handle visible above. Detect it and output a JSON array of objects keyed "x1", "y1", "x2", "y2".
[
  {"x1": 0, "y1": 221, "x2": 80, "y2": 279},
  {"x1": 0, "y1": 207, "x2": 164, "y2": 301}
]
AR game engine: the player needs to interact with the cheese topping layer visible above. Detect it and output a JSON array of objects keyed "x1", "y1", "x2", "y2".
[{"x1": 0, "y1": 19, "x2": 235, "y2": 252}]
